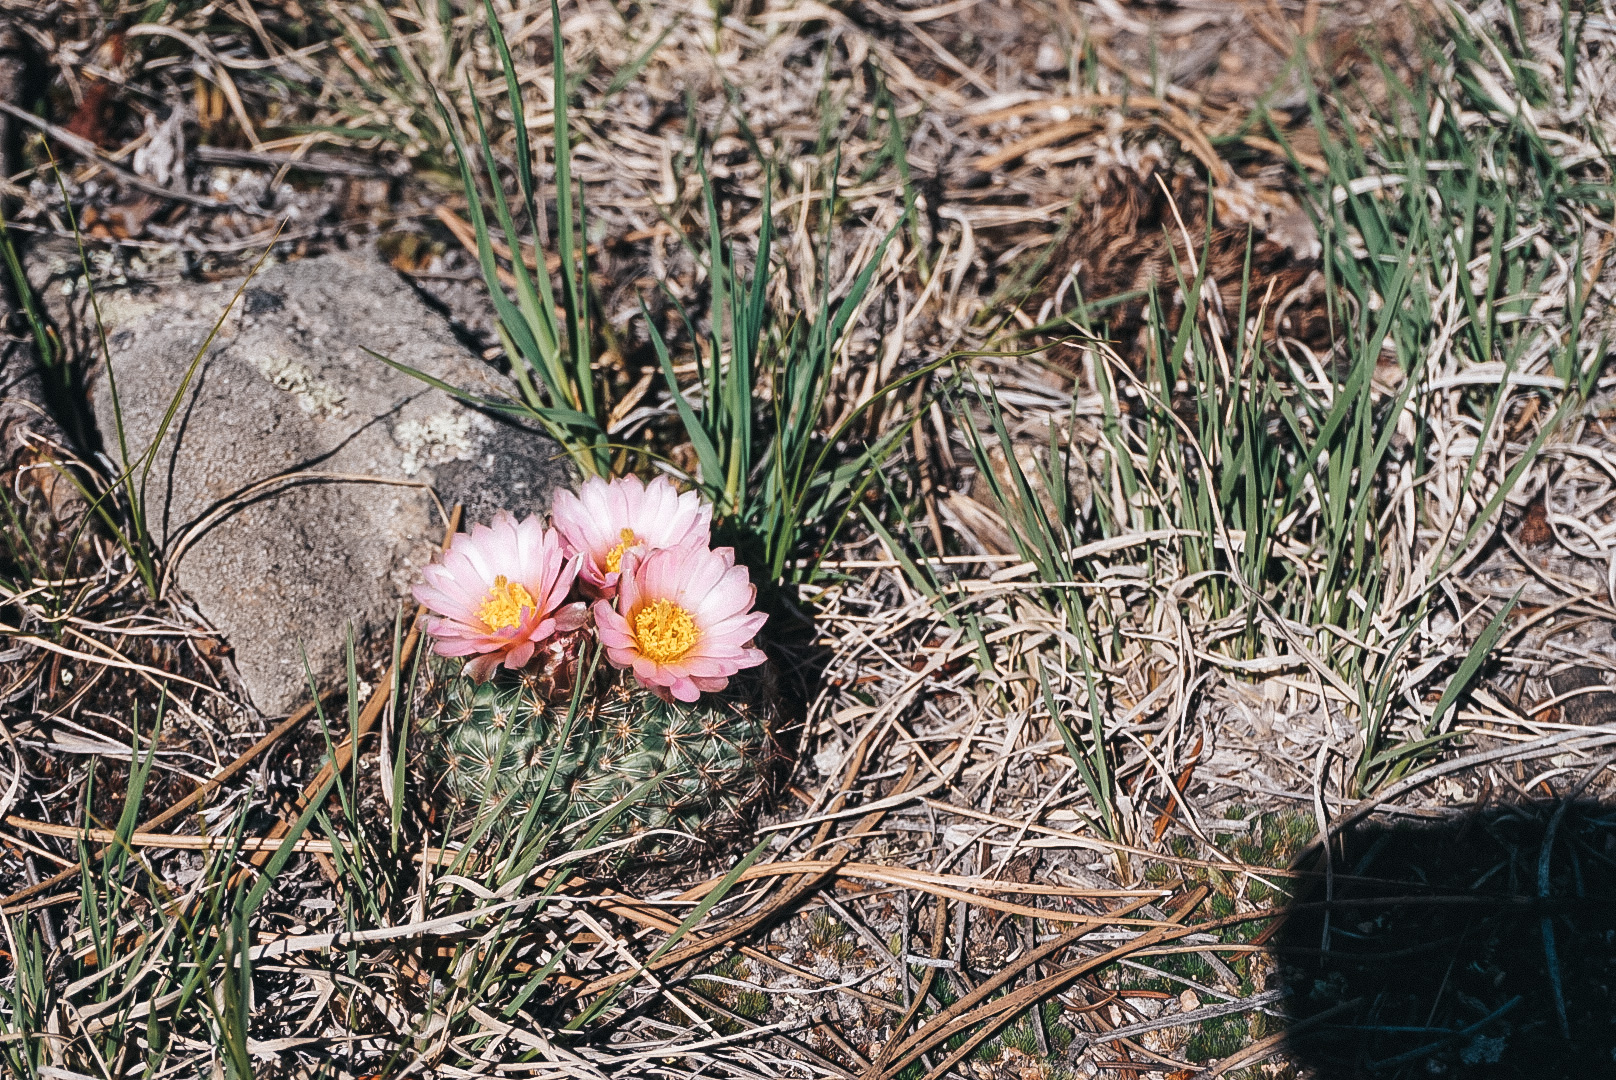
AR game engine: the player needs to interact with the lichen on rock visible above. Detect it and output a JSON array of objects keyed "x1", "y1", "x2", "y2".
[{"x1": 392, "y1": 410, "x2": 487, "y2": 476}]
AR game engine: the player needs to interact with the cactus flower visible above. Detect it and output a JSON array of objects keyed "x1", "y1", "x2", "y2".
[
  {"x1": 413, "y1": 512, "x2": 585, "y2": 681},
  {"x1": 551, "y1": 475, "x2": 712, "y2": 599},
  {"x1": 593, "y1": 541, "x2": 766, "y2": 702}
]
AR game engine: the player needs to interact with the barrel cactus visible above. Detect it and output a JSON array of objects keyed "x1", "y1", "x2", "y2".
[
  {"x1": 410, "y1": 476, "x2": 778, "y2": 852},
  {"x1": 419, "y1": 651, "x2": 775, "y2": 844}
]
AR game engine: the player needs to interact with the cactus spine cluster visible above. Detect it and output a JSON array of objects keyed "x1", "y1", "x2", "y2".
[{"x1": 420, "y1": 643, "x2": 775, "y2": 849}]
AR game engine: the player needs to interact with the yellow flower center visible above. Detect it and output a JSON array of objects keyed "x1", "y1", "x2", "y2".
[
  {"x1": 633, "y1": 599, "x2": 700, "y2": 664},
  {"x1": 477, "y1": 575, "x2": 536, "y2": 631},
  {"x1": 604, "y1": 528, "x2": 640, "y2": 574}
]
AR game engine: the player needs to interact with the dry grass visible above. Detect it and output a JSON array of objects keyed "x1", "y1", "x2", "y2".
[{"x1": 1, "y1": 1, "x2": 1615, "y2": 1078}]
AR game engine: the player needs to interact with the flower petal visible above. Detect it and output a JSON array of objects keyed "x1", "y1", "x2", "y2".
[
  {"x1": 600, "y1": 536, "x2": 767, "y2": 700},
  {"x1": 412, "y1": 512, "x2": 579, "y2": 670}
]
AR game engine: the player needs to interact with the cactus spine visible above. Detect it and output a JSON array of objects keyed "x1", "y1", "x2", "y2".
[{"x1": 420, "y1": 643, "x2": 775, "y2": 850}]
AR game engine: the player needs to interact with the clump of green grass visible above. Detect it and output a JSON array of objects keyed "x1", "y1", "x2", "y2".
[
  {"x1": 805, "y1": 908, "x2": 842, "y2": 950},
  {"x1": 1187, "y1": 1011, "x2": 1256, "y2": 1064},
  {"x1": 805, "y1": 909, "x2": 860, "y2": 964},
  {"x1": 877, "y1": 4, "x2": 1616, "y2": 881},
  {"x1": 688, "y1": 954, "x2": 770, "y2": 1031},
  {"x1": 377, "y1": 0, "x2": 923, "y2": 587}
]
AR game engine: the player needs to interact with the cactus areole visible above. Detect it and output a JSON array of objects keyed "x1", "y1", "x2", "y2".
[{"x1": 412, "y1": 478, "x2": 776, "y2": 852}]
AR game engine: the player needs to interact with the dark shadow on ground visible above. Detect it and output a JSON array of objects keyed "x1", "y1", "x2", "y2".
[{"x1": 1274, "y1": 800, "x2": 1616, "y2": 1079}]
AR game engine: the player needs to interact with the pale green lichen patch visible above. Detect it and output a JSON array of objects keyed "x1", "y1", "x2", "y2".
[
  {"x1": 392, "y1": 410, "x2": 481, "y2": 475},
  {"x1": 250, "y1": 351, "x2": 348, "y2": 418}
]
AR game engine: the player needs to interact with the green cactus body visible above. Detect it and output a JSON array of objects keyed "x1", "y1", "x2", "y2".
[{"x1": 420, "y1": 648, "x2": 776, "y2": 851}]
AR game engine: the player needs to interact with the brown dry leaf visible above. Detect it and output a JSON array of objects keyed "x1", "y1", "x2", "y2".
[
  {"x1": 65, "y1": 82, "x2": 118, "y2": 147},
  {"x1": 1519, "y1": 494, "x2": 1552, "y2": 547},
  {"x1": 103, "y1": 197, "x2": 163, "y2": 238},
  {"x1": 64, "y1": 33, "x2": 126, "y2": 148},
  {"x1": 194, "y1": 637, "x2": 230, "y2": 659}
]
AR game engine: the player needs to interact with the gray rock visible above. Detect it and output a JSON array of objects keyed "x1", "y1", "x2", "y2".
[{"x1": 85, "y1": 249, "x2": 571, "y2": 713}]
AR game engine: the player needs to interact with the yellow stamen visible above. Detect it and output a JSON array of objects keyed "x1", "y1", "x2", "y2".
[
  {"x1": 604, "y1": 528, "x2": 640, "y2": 574},
  {"x1": 477, "y1": 575, "x2": 536, "y2": 630},
  {"x1": 633, "y1": 599, "x2": 700, "y2": 664}
]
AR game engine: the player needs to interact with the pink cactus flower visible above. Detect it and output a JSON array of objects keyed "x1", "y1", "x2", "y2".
[
  {"x1": 551, "y1": 475, "x2": 712, "y2": 599},
  {"x1": 593, "y1": 541, "x2": 766, "y2": 702},
  {"x1": 412, "y1": 512, "x2": 585, "y2": 681}
]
